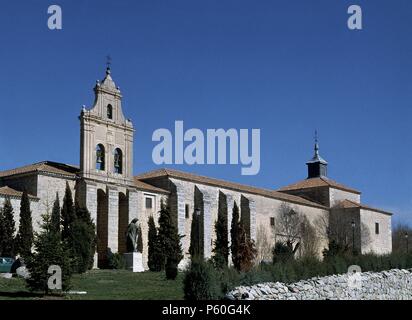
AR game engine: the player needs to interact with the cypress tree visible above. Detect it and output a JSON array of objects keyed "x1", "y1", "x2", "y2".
[
  {"x1": 61, "y1": 182, "x2": 75, "y2": 241},
  {"x1": 230, "y1": 201, "x2": 240, "y2": 267},
  {"x1": 26, "y1": 212, "x2": 72, "y2": 294},
  {"x1": 70, "y1": 202, "x2": 97, "y2": 273},
  {"x1": 137, "y1": 224, "x2": 143, "y2": 253},
  {"x1": 157, "y1": 200, "x2": 168, "y2": 269},
  {"x1": 212, "y1": 192, "x2": 228, "y2": 269},
  {"x1": 148, "y1": 215, "x2": 163, "y2": 271},
  {"x1": 16, "y1": 190, "x2": 34, "y2": 258},
  {"x1": 1, "y1": 198, "x2": 16, "y2": 257},
  {"x1": 50, "y1": 193, "x2": 61, "y2": 237},
  {"x1": 158, "y1": 200, "x2": 183, "y2": 279},
  {"x1": 0, "y1": 207, "x2": 4, "y2": 256},
  {"x1": 212, "y1": 212, "x2": 228, "y2": 269}
]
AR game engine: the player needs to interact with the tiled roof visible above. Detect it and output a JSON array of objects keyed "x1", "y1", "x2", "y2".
[
  {"x1": 337, "y1": 199, "x2": 392, "y2": 216},
  {"x1": 0, "y1": 161, "x2": 79, "y2": 178},
  {"x1": 0, "y1": 186, "x2": 38, "y2": 200},
  {"x1": 133, "y1": 178, "x2": 169, "y2": 194},
  {"x1": 135, "y1": 168, "x2": 327, "y2": 209},
  {"x1": 277, "y1": 176, "x2": 361, "y2": 194}
]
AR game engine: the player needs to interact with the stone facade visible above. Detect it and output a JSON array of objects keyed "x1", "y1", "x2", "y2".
[
  {"x1": 0, "y1": 67, "x2": 393, "y2": 270},
  {"x1": 139, "y1": 175, "x2": 329, "y2": 267},
  {"x1": 360, "y1": 208, "x2": 392, "y2": 254}
]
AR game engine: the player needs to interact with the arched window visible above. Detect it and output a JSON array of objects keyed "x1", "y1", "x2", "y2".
[
  {"x1": 107, "y1": 104, "x2": 113, "y2": 119},
  {"x1": 114, "y1": 148, "x2": 123, "y2": 174},
  {"x1": 96, "y1": 144, "x2": 105, "y2": 170}
]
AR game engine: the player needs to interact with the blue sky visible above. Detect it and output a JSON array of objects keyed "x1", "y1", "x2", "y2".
[{"x1": 0, "y1": 0, "x2": 411, "y2": 225}]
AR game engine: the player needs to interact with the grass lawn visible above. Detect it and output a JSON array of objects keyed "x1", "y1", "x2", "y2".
[{"x1": 0, "y1": 270, "x2": 184, "y2": 300}]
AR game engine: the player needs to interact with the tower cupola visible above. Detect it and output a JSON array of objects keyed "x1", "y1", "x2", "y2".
[{"x1": 306, "y1": 131, "x2": 328, "y2": 178}]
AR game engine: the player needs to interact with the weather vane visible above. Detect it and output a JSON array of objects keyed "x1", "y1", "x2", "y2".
[{"x1": 314, "y1": 130, "x2": 318, "y2": 143}]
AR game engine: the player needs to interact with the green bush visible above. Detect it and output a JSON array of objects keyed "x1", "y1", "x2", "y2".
[
  {"x1": 183, "y1": 259, "x2": 222, "y2": 300},
  {"x1": 165, "y1": 258, "x2": 178, "y2": 280},
  {"x1": 182, "y1": 252, "x2": 412, "y2": 298},
  {"x1": 221, "y1": 252, "x2": 412, "y2": 293},
  {"x1": 242, "y1": 269, "x2": 272, "y2": 286},
  {"x1": 107, "y1": 252, "x2": 126, "y2": 270},
  {"x1": 218, "y1": 266, "x2": 241, "y2": 294},
  {"x1": 272, "y1": 242, "x2": 295, "y2": 264}
]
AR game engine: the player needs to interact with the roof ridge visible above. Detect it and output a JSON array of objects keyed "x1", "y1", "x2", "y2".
[
  {"x1": 0, "y1": 185, "x2": 38, "y2": 199},
  {"x1": 338, "y1": 199, "x2": 392, "y2": 215},
  {"x1": 0, "y1": 160, "x2": 79, "y2": 178},
  {"x1": 136, "y1": 168, "x2": 327, "y2": 209},
  {"x1": 278, "y1": 176, "x2": 360, "y2": 194},
  {"x1": 344, "y1": 199, "x2": 359, "y2": 205}
]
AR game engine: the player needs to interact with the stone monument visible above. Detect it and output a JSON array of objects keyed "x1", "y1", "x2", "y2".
[{"x1": 123, "y1": 218, "x2": 144, "y2": 272}]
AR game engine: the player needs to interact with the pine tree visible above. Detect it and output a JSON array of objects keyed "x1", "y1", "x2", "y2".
[
  {"x1": 16, "y1": 191, "x2": 34, "y2": 258},
  {"x1": 1, "y1": 198, "x2": 16, "y2": 257},
  {"x1": 230, "y1": 201, "x2": 240, "y2": 267},
  {"x1": 158, "y1": 200, "x2": 183, "y2": 279},
  {"x1": 70, "y1": 202, "x2": 97, "y2": 273},
  {"x1": 189, "y1": 209, "x2": 202, "y2": 259},
  {"x1": 148, "y1": 215, "x2": 163, "y2": 271},
  {"x1": 26, "y1": 213, "x2": 72, "y2": 294},
  {"x1": 212, "y1": 194, "x2": 229, "y2": 269},
  {"x1": 61, "y1": 182, "x2": 75, "y2": 241},
  {"x1": 50, "y1": 193, "x2": 61, "y2": 237}
]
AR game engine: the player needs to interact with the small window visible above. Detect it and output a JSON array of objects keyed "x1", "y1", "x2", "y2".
[
  {"x1": 185, "y1": 204, "x2": 190, "y2": 219},
  {"x1": 270, "y1": 217, "x2": 275, "y2": 227},
  {"x1": 145, "y1": 197, "x2": 153, "y2": 209},
  {"x1": 375, "y1": 222, "x2": 380, "y2": 235},
  {"x1": 107, "y1": 104, "x2": 113, "y2": 119}
]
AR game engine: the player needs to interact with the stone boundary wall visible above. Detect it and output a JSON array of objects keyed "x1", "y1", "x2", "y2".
[{"x1": 226, "y1": 269, "x2": 412, "y2": 300}]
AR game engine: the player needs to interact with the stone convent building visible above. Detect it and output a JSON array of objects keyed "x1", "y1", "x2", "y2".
[{"x1": 0, "y1": 67, "x2": 392, "y2": 269}]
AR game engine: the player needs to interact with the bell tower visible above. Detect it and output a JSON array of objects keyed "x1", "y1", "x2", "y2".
[{"x1": 79, "y1": 66, "x2": 135, "y2": 185}]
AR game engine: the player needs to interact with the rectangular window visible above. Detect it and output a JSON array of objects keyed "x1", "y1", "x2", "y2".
[
  {"x1": 145, "y1": 197, "x2": 153, "y2": 209},
  {"x1": 270, "y1": 217, "x2": 275, "y2": 227},
  {"x1": 375, "y1": 222, "x2": 380, "y2": 235},
  {"x1": 185, "y1": 204, "x2": 190, "y2": 219}
]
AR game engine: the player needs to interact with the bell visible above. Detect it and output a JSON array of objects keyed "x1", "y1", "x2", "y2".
[
  {"x1": 96, "y1": 151, "x2": 103, "y2": 163},
  {"x1": 114, "y1": 155, "x2": 120, "y2": 167}
]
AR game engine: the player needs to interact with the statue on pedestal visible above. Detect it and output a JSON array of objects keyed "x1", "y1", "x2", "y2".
[
  {"x1": 124, "y1": 218, "x2": 144, "y2": 272},
  {"x1": 126, "y1": 218, "x2": 141, "y2": 253}
]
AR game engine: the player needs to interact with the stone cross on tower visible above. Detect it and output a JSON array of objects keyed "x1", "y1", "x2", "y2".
[{"x1": 106, "y1": 55, "x2": 112, "y2": 70}]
